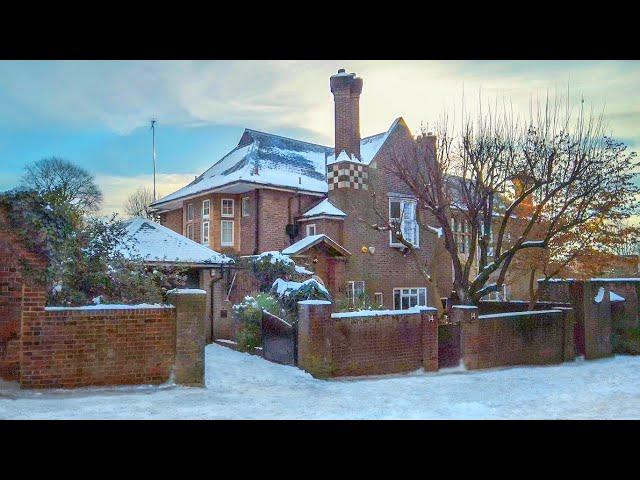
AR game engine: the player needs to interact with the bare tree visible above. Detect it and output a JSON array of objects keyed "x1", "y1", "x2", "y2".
[
  {"x1": 21, "y1": 157, "x2": 103, "y2": 213},
  {"x1": 387, "y1": 94, "x2": 639, "y2": 305},
  {"x1": 125, "y1": 187, "x2": 158, "y2": 221}
]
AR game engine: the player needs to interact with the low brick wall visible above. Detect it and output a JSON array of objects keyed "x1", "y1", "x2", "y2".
[
  {"x1": 297, "y1": 301, "x2": 438, "y2": 378},
  {"x1": 459, "y1": 307, "x2": 574, "y2": 370},
  {"x1": 478, "y1": 300, "x2": 572, "y2": 315},
  {"x1": 21, "y1": 306, "x2": 176, "y2": 389}
]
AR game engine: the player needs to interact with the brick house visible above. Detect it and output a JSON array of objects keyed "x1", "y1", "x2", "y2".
[{"x1": 150, "y1": 69, "x2": 454, "y2": 324}]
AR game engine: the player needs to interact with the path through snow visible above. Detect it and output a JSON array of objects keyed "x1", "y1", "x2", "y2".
[{"x1": 1, "y1": 344, "x2": 639, "y2": 419}]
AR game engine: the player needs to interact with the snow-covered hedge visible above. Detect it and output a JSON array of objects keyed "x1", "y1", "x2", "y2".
[
  {"x1": 249, "y1": 250, "x2": 312, "y2": 292},
  {"x1": 271, "y1": 278, "x2": 331, "y2": 312}
]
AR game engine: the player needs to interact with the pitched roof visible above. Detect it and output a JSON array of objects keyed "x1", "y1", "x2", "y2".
[
  {"x1": 281, "y1": 234, "x2": 351, "y2": 257},
  {"x1": 301, "y1": 199, "x2": 346, "y2": 218},
  {"x1": 120, "y1": 217, "x2": 234, "y2": 265},
  {"x1": 326, "y1": 117, "x2": 403, "y2": 166},
  {"x1": 151, "y1": 129, "x2": 333, "y2": 207},
  {"x1": 151, "y1": 119, "x2": 403, "y2": 208}
]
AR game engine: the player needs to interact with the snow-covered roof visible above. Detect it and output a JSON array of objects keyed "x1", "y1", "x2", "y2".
[
  {"x1": 301, "y1": 199, "x2": 346, "y2": 218},
  {"x1": 151, "y1": 129, "x2": 333, "y2": 207},
  {"x1": 150, "y1": 118, "x2": 405, "y2": 208},
  {"x1": 281, "y1": 234, "x2": 351, "y2": 257},
  {"x1": 326, "y1": 118, "x2": 402, "y2": 166},
  {"x1": 120, "y1": 217, "x2": 234, "y2": 266}
]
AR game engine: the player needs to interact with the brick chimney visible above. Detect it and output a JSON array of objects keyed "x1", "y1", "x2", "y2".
[{"x1": 330, "y1": 69, "x2": 363, "y2": 160}]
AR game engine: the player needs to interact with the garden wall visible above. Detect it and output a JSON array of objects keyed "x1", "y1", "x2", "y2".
[
  {"x1": 21, "y1": 305, "x2": 177, "y2": 388},
  {"x1": 454, "y1": 306, "x2": 575, "y2": 370},
  {"x1": 297, "y1": 301, "x2": 438, "y2": 377}
]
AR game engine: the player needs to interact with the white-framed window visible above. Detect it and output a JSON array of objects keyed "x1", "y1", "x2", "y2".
[
  {"x1": 346, "y1": 281, "x2": 365, "y2": 305},
  {"x1": 186, "y1": 223, "x2": 194, "y2": 240},
  {"x1": 242, "y1": 197, "x2": 250, "y2": 217},
  {"x1": 202, "y1": 221, "x2": 210, "y2": 245},
  {"x1": 393, "y1": 287, "x2": 427, "y2": 310},
  {"x1": 389, "y1": 198, "x2": 419, "y2": 247},
  {"x1": 202, "y1": 199, "x2": 210, "y2": 219},
  {"x1": 186, "y1": 203, "x2": 194, "y2": 221},
  {"x1": 221, "y1": 198, "x2": 234, "y2": 218},
  {"x1": 485, "y1": 284, "x2": 509, "y2": 301},
  {"x1": 221, "y1": 220, "x2": 234, "y2": 246},
  {"x1": 306, "y1": 224, "x2": 316, "y2": 237},
  {"x1": 374, "y1": 292, "x2": 384, "y2": 307}
]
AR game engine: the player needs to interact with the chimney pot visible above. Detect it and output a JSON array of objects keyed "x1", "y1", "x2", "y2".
[{"x1": 338, "y1": 68, "x2": 345, "y2": 73}]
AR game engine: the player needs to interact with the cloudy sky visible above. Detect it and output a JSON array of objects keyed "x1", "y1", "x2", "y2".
[{"x1": 0, "y1": 60, "x2": 638, "y2": 215}]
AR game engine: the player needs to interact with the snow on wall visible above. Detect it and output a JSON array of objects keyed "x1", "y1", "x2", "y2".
[{"x1": 44, "y1": 303, "x2": 172, "y2": 311}]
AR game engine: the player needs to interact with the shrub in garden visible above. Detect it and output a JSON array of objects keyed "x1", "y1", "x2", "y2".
[
  {"x1": 250, "y1": 251, "x2": 311, "y2": 292},
  {"x1": 271, "y1": 278, "x2": 332, "y2": 314},
  {"x1": 232, "y1": 293, "x2": 281, "y2": 352},
  {"x1": 0, "y1": 189, "x2": 187, "y2": 306}
]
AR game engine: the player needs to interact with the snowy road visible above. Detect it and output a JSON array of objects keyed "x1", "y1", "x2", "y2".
[{"x1": 1, "y1": 344, "x2": 639, "y2": 419}]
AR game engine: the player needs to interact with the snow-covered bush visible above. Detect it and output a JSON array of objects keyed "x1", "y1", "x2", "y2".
[
  {"x1": 250, "y1": 251, "x2": 311, "y2": 292},
  {"x1": 271, "y1": 278, "x2": 331, "y2": 313},
  {"x1": 232, "y1": 293, "x2": 281, "y2": 352}
]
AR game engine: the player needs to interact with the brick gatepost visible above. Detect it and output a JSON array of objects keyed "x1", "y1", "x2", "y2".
[
  {"x1": 167, "y1": 289, "x2": 207, "y2": 387},
  {"x1": 452, "y1": 306, "x2": 480, "y2": 370},
  {"x1": 420, "y1": 307, "x2": 439, "y2": 371},
  {"x1": 297, "y1": 300, "x2": 334, "y2": 378}
]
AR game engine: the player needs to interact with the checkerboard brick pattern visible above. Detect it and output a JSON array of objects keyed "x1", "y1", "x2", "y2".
[{"x1": 327, "y1": 162, "x2": 368, "y2": 190}]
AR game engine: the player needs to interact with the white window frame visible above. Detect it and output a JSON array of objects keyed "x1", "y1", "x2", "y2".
[
  {"x1": 346, "y1": 281, "x2": 365, "y2": 305},
  {"x1": 389, "y1": 198, "x2": 419, "y2": 248},
  {"x1": 202, "y1": 199, "x2": 210, "y2": 219},
  {"x1": 221, "y1": 198, "x2": 234, "y2": 218},
  {"x1": 374, "y1": 292, "x2": 384, "y2": 307},
  {"x1": 221, "y1": 220, "x2": 234, "y2": 246},
  {"x1": 306, "y1": 224, "x2": 316, "y2": 237},
  {"x1": 242, "y1": 197, "x2": 250, "y2": 217},
  {"x1": 186, "y1": 223, "x2": 194, "y2": 240},
  {"x1": 186, "y1": 203, "x2": 194, "y2": 221},
  {"x1": 393, "y1": 287, "x2": 427, "y2": 310},
  {"x1": 201, "y1": 221, "x2": 210, "y2": 245}
]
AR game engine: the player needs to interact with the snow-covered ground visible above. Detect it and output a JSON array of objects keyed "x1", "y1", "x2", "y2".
[{"x1": 1, "y1": 344, "x2": 639, "y2": 419}]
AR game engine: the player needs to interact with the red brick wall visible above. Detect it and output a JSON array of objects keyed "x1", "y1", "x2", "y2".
[
  {"x1": 0, "y1": 210, "x2": 47, "y2": 381},
  {"x1": 21, "y1": 306, "x2": 176, "y2": 389},
  {"x1": 462, "y1": 309, "x2": 572, "y2": 370},
  {"x1": 297, "y1": 301, "x2": 438, "y2": 377}
]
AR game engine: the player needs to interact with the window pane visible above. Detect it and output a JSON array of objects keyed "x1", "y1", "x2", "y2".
[
  {"x1": 390, "y1": 200, "x2": 401, "y2": 219},
  {"x1": 394, "y1": 291, "x2": 400, "y2": 309},
  {"x1": 418, "y1": 289, "x2": 426, "y2": 306}
]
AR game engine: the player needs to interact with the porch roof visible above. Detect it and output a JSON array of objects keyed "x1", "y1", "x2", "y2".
[{"x1": 282, "y1": 234, "x2": 351, "y2": 257}]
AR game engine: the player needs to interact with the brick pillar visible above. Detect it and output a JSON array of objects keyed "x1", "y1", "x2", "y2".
[
  {"x1": 420, "y1": 307, "x2": 439, "y2": 371},
  {"x1": 297, "y1": 300, "x2": 333, "y2": 378},
  {"x1": 582, "y1": 281, "x2": 613, "y2": 360},
  {"x1": 556, "y1": 307, "x2": 576, "y2": 362},
  {"x1": 453, "y1": 306, "x2": 480, "y2": 370},
  {"x1": 19, "y1": 282, "x2": 47, "y2": 388},
  {"x1": 167, "y1": 289, "x2": 207, "y2": 387}
]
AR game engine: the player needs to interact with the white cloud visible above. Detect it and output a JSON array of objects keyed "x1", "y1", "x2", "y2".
[{"x1": 96, "y1": 172, "x2": 198, "y2": 216}]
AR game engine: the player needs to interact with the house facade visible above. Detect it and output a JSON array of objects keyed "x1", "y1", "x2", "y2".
[{"x1": 150, "y1": 69, "x2": 454, "y2": 316}]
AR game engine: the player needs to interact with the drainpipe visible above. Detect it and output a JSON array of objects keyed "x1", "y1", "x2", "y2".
[
  {"x1": 210, "y1": 266, "x2": 225, "y2": 342},
  {"x1": 253, "y1": 190, "x2": 260, "y2": 255}
]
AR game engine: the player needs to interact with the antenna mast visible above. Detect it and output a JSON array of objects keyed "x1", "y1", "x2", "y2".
[{"x1": 151, "y1": 119, "x2": 157, "y2": 201}]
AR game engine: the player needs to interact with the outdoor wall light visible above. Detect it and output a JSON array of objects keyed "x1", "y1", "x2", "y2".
[
  {"x1": 361, "y1": 246, "x2": 369, "y2": 253},
  {"x1": 368, "y1": 246, "x2": 376, "y2": 254}
]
